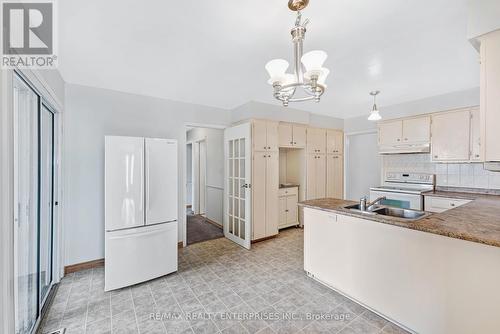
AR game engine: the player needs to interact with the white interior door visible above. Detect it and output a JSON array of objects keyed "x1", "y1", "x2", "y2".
[
  {"x1": 199, "y1": 140, "x2": 207, "y2": 215},
  {"x1": 224, "y1": 123, "x2": 251, "y2": 249},
  {"x1": 145, "y1": 138, "x2": 178, "y2": 225},
  {"x1": 192, "y1": 142, "x2": 200, "y2": 214}
]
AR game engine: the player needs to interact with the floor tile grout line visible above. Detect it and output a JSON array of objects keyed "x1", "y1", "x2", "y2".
[
  {"x1": 129, "y1": 287, "x2": 141, "y2": 333},
  {"x1": 58, "y1": 273, "x2": 74, "y2": 331},
  {"x1": 82, "y1": 268, "x2": 94, "y2": 333},
  {"x1": 147, "y1": 281, "x2": 168, "y2": 333},
  {"x1": 163, "y1": 274, "x2": 197, "y2": 333}
]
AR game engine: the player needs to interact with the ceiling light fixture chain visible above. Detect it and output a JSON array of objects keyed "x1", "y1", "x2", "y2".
[{"x1": 265, "y1": 0, "x2": 330, "y2": 107}]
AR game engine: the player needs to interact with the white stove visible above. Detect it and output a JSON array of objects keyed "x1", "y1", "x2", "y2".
[{"x1": 370, "y1": 172, "x2": 435, "y2": 210}]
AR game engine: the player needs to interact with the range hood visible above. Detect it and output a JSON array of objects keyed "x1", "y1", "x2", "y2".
[
  {"x1": 379, "y1": 143, "x2": 431, "y2": 155},
  {"x1": 484, "y1": 162, "x2": 500, "y2": 172}
]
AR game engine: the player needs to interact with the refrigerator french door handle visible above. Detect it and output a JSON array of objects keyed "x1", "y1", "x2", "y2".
[
  {"x1": 108, "y1": 228, "x2": 161, "y2": 240},
  {"x1": 140, "y1": 143, "x2": 144, "y2": 213},
  {"x1": 146, "y1": 143, "x2": 150, "y2": 214}
]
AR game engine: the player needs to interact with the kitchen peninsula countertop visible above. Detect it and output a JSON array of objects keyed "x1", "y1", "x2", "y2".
[{"x1": 299, "y1": 193, "x2": 500, "y2": 248}]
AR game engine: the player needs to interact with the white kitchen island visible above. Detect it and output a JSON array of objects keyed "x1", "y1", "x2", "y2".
[{"x1": 303, "y1": 205, "x2": 500, "y2": 334}]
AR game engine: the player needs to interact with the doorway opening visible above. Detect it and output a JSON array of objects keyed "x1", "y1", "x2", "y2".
[
  {"x1": 185, "y1": 127, "x2": 224, "y2": 245},
  {"x1": 345, "y1": 130, "x2": 381, "y2": 200}
]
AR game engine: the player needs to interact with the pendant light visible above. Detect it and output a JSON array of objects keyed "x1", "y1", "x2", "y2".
[{"x1": 368, "y1": 91, "x2": 382, "y2": 121}]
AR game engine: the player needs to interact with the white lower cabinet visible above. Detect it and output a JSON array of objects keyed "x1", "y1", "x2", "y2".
[
  {"x1": 278, "y1": 187, "x2": 299, "y2": 229},
  {"x1": 424, "y1": 196, "x2": 471, "y2": 213},
  {"x1": 303, "y1": 207, "x2": 500, "y2": 334}
]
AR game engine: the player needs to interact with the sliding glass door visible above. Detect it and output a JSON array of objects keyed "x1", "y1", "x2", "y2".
[
  {"x1": 39, "y1": 105, "x2": 55, "y2": 305},
  {"x1": 13, "y1": 73, "x2": 57, "y2": 334},
  {"x1": 14, "y1": 75, "x2": 40, "y2": 334}
]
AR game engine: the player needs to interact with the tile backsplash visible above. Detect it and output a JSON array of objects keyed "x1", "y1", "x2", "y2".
[{"x1": 382, "y1": 154, "x2": 500, "y2": 190}]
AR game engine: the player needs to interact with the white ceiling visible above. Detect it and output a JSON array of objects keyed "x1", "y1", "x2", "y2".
[{"x1": 58, "y1": 0, "x2": 479, "y2": 119}]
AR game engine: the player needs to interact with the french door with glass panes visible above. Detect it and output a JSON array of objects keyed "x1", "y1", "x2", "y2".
[
  {"x1": 13, "y1": 73, "x2": 57, "y2": 334},
  {"x1": 224, "y1": 123, "x2": 252, "y2": 249}
]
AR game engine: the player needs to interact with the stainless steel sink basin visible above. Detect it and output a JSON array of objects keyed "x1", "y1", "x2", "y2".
[
  {"x1": 344, "y1": 204, "x2": 378, "y2": 214},
  {"x1": 344, "y1": 204, "x2": 429, "y2": 220},
  {"x1": 371, "y1": 207, "x2": 427, "y2": 219}
]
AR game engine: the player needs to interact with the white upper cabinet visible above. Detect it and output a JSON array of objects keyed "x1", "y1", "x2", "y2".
[
  {"x1": 378, "y1": 120, "x2": 403, "y2": 146},
  {"x1": 278, "y1": 123, "x2": 293, "y2": 147},
  {"x1": 253, "y1": 120, "x2": 278, "y2": 152},
  {"x1": 480, "y1": 30, "x2": 500, "y2": 162},
  {"x1": 307, "y1": 128, "x2": 327, "y2": 154},
  {"x1": 378, "y1": 116, "x2": 431, "y2": 153},
  {"x1": 293, "y1": 125, "x2": 307, "y2": 147},
  {"x1": 327, "y1": 130, "x2": 344, "y2": 154},
  {"x1": 402, "y1": 116, "x2": 431, "y2": 144},
  {"x1": 431, "y1": 109, "x2": 471, "y2": 162},
  {"x1": 278, "y1": 123, "x2": 307, "y2": 148}
]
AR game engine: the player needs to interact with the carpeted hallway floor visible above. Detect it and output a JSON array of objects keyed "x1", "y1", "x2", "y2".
[{"x1": 187, "y1": 212, "x2": 223, "y2": 245}]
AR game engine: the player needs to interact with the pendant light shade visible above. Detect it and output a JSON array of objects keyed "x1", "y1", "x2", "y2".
[{"x1": 368, "y1": 91, "x2": 382, "y2": 121}]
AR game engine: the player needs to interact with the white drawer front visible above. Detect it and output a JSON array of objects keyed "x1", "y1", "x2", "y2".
[
  {"x1": 424, "y1": 196, "x2": 471, "y2": 213},
  {"x1": 279, "y1": 187, "x2": 298, "y2": 197},
  {"x1": 105, "y1": 222, "x2": 178, "y2": 291}
]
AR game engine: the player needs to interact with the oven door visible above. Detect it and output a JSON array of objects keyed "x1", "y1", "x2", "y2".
[{"x1": 369, "y1": 190, "x2": 423, "y2": 210}]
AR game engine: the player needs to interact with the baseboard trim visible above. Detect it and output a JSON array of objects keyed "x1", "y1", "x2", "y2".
[
  {"x1": 65, "y1": 242, "x2": 183, "y2": 275},
  {"x1": 204, "y1": 217, "x2": 222, "y2": 228},
  {"x1": 251, "y1": 234, "x2": 277, "y2": 244},
  {"x1": 64, "y1": 258, "x2": 104, "y2": 275}
]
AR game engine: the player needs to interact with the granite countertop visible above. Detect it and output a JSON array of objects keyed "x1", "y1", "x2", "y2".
[
  {"x1": 299, "y1": 193, "x2": 500, "y2": 248},
  {"x1": 423, "y1": 190, "x2": 487, "y2": 200}
]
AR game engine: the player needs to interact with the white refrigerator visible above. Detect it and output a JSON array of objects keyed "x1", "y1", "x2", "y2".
[{"x1": 104, "y1": 136, "x2": 178, "y2": 291}]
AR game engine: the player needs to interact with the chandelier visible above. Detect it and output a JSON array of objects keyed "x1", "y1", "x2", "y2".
[{"x1": 265, "y1": 0, "x2": 330, "y2": 107}]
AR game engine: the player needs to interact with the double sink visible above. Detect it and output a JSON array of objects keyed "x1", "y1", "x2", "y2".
[{"x1": 344, "y1": 204, "x2": 429, "y2": 220}]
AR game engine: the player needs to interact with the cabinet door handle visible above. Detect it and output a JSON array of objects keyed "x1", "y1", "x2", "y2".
[
  {"x1": 397, "y1": 138, "x2": 401, "y2": 142},
  {"x1": 450, "y1": 203, "x2": 455, "y2": 207},
  {"x1": 293, "y1": 142, "x2": 296, "y2": 144},
  {"x1": 404, "y1": 138, "x2": 408, "y2": 141},
  {"x1": 434, "y1": 155, "x2": 438, "y2": 159}
]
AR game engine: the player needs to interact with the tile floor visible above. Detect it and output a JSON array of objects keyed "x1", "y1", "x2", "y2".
[{"x1": 38, "y1": 228, "x2": 410, "y2": 334}]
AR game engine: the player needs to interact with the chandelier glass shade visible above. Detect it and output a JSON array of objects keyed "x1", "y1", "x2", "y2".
[{"x1": 265, "y1": 3, "x2": 329, "y2": 107}]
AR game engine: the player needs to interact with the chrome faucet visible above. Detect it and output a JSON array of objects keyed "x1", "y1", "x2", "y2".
[{"x1": 359, "y1": 196, "x2": 386, "y2": 212}]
